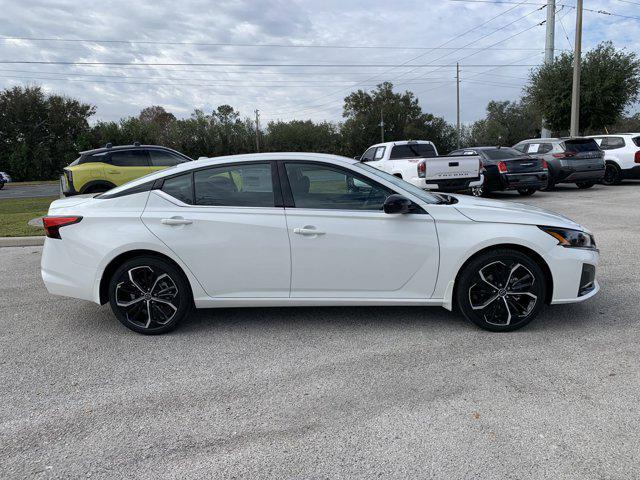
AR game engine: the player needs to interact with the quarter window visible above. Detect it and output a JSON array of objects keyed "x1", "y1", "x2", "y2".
[
  {"x1": 599, "y1": 137, "x2": 625, "y2": 150},
  {"x1": 284, "y1": 162, "x2": 391, "y2": 210},
  {"x1": 110, "y1": 150, "x2": 149, "y2": 167},
  {"x1": 162, "y1": 173, "x2": 193, "y2": 204},
  {"x1": 150, "y1": 150, "x2": 188, "y2": 166},
  {"x1": 194, "y1": 163, "x2": 274, "y2": 207}
]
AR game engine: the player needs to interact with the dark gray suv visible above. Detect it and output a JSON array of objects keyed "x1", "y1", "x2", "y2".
[{"x1": 513, "y1": 138, "x2": 605, "y2": 190}]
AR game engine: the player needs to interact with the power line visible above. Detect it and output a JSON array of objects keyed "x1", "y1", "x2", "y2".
[
  {"x1": 0, "y1": 36, "x2": 553, "y2": 52},
  {"x1": 0, "y1": 60, "x2": 541, "y2": 67}
]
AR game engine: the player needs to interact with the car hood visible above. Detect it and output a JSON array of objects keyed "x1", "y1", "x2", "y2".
[{"x1": 450, "y1": 194, "x2": 586, "y2": 231}]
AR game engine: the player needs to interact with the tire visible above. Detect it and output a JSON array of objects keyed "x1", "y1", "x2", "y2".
[
  {"x1": 542, "y1": 174, "x2": 555, "y2": 191},
  {"x1": 0, "y1": 181, "x2": 4, "y2": 190},
  {"x1": 517, "y1": 187, "x2": 536, "y2": 196},
  {"x1": 108, "y1": 256, "x2": 193, "y2": 335},
  {"x1": 456, "y1": 249, "x2": 546, "y2": 332},
  {"x1": 602, "y1": 163, "x2": 622, "y2": 186},
  {"x1": 470, "y1": 186, "x2": 485, "y2": 197},
  {"x1": 576, "y1": 181, "x2": 594, "y2": 189}
]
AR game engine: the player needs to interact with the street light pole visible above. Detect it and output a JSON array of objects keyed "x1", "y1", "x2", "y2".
[
  {"x1": 541, "y1": 0, "x2": 555, "y2": 138},
  {"x1": 456, "y1": 62, "x2": 461, "y2": 148},
  {"x1": 570, "y1": 0, "x2": 583, "y2": 137}
]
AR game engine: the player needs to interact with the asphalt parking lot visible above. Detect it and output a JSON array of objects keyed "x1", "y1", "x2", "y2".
[{"x1": 2, "y1": 183, "x2": 639, "y2": 479}]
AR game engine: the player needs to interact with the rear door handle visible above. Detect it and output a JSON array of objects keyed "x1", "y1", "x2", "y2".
[
  {"x1": 161, "y1": 217, "x2": 193, "y2": 226},
  {"x1": 294, "y1": 227, "x2": 325, "y2": 236}
]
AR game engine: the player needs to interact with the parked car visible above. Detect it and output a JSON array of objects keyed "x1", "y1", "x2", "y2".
[
  {"x1": 357, "y1": 140, "x2": 484, "y2": 192},
  {"x1": 41, "y1": 152, "x2": 599, "y2": 335},
  {"x1": 585, "y1": 134, "x2": 640, "y2": 185},
  {"x1": 512, "y1": 138, "x2": 605, "y2": 190},
  {"x1": 0, "y1": 171, "x2": 11, "y2": 189},
  {"x1": 449, "y1": 146, "x2": 548, "y2": 197},
  {"x1": 61, "y1": 143, "x2": 192, "y2": 196}
]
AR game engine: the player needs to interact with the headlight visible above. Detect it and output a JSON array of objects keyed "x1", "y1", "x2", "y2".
[{"x1": 539, "y1": 226, "x2": 597, "y2": 250}]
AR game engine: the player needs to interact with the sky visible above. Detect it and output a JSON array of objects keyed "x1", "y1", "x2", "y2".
[{"x1": 0, "y1": 0, "x2": 638, "y2": 126}]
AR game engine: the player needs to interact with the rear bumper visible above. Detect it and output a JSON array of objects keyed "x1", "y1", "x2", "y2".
[
  {"x1": 622, "y1": 165, "x2": 640, "y2": 179},
  {"x1": 419, "y1": 174, "x2": 484, "y2": 192},
  {"x1": 556, "y1": 166, "x2": 605, "y2": 184},
  {"x1": 497, "y1": 171, "x2": 548, "y2": 191},
  {"x1": 41, "y1": 237, "x2": 98, "y2": 303}
]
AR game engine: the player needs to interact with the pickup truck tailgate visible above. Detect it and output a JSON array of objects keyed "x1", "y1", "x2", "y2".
[{"x1": 423, "y1": 155, "x2": 480, "y2": 180}]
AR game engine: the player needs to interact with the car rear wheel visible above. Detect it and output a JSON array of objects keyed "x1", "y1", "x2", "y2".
[
  {"x1": 602, "y1": 163, "x2": 622, "y2": 186},
  {"x1": 517, "y1": 187, "x2": 536, "y2": 196},
  {"x1": 576, "y1": 181, "x2": 594, "y2": 189},
  {"x1": 456, "y1": 249, "x2": 546, "y2": 332},
  {"x1": 470, "y1": 186, "x2": 485, "y2": 197},
  {"x1": 108, "y1": 256, "x2": 193, "y2": 335}
]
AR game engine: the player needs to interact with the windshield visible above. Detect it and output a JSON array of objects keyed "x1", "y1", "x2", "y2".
[
  {"x1": 482, "y1": 148, "x2": 524, "y2": 160},
  {"x1": 354, "y1": 163, "x2": 441, "y2": 204}
]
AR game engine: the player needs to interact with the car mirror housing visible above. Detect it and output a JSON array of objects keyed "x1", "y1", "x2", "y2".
[{"x1": 383, "y1": 194, "x2": 413, "y2": 214}]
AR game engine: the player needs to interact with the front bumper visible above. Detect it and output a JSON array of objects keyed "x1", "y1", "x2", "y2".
[
  {"x1": 548, "y1": 246, "x2": 600, "y2": 304},
  {"x1": 60, "y1": 174, "x2": 78, "y2": 197}
]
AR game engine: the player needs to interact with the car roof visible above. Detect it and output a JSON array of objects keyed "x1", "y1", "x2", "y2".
[
  {"x1": 79, "y1": 144, "x2": 187, "y2": 156},
  {"x1": 518, "y1": 138, "x2": 563, "y2": 143},
  {"x1": 101, "y1": 152, "x2": 359, "y2": 196},
  {"x1": 585, "y1": 133, "x2": 638, "y2": 137},
  {"x1": 368, "y1": 140, "x2": 435, "y2": 148}
]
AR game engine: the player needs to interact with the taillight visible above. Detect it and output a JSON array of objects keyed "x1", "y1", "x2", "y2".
[
  {"x1": 497, "y1": 161, "x2": 508, "y2": 173},
  {"x1": 42, "y1": 216, "x2": 82, "y2": 239},
  {"x1": 417, "y1": 161, "x2": 426, "y2": 178},
  {"x1": 553, "y1": 151, "x2": 574, "y2": 159},
  {"x1": 541, "y1": 159, "x2": 548, "y2": 169},
  {"x1": 635, "y1": 151, "x2": 640, "y2": 164},
  {"x1": 479, "y1": 159, "x2": 484, "y2": 171}
]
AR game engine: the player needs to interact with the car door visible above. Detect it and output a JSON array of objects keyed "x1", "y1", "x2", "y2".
[
  {"x1": 365, "y1": 146, "x2": 387, "y2": 172},
  {"x1": 280, "y1": 161, "x2": 439, "y2": 299},
  {"x1": 141, "y1": 161, "x2": 291, "y2": 298},
  {"x1": 107, "y1": 149, "x2": 153, "y2": 185}
]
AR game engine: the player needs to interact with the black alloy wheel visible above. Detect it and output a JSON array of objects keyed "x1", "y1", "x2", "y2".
[
  {"x1": 109, "y1": 256, "x2": 192, "y2": 334},
  {"x1": 602, "y1": 163, "x2": 622, "y2": 186},
  {"x1": 517, "y1": 187, "x2": 537, "y2": 196},
  {"x1": 456, "y1": 249, "x2": 546, "y2": 332}
]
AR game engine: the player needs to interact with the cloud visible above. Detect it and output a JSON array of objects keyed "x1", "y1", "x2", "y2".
[{"x1": 0, "y1": 0, "x2": 637, "y2": 125}]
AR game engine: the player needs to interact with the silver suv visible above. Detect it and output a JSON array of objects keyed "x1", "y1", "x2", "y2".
[{"x1": 513, "y1": 138, "x2": 605, "y2": 190}]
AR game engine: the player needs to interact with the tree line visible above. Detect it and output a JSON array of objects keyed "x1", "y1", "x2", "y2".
[{"x1": 0, "y1": 41, "x2": 637, "y2": 181}]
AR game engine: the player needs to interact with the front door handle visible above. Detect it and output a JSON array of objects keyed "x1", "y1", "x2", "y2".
[
  {"x1": 161, "y1": 217, "x2": 193, "y2": 226},
  {"x1": 294, "y1": 226, "x2": 325, "y2": 236}
]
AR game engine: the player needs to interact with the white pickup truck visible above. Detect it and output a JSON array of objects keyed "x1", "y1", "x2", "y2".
[{"x1": 357, "y1": 140, "x2": 484, "y2": 192}]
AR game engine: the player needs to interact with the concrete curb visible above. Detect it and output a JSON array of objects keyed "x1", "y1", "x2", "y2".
[{"x1": 0, "y1": 236, "x2": 45, "y2": 247}]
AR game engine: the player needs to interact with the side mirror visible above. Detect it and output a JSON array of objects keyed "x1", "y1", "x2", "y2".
[
  {"x1": 383, "y1": 194, "x2": 413, "y2": 214},
  {"x1": 353, "y1": 155, "x2": 361, "y2": 161}
]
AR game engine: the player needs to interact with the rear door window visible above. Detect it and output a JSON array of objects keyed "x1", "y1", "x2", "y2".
[
  {"x1": 109, "y1": 150, "x2": 150, "y2": 167},
  {"x1": 390, "y1": 143, "x2": 437, "y2": 159},
  {"x1": 194, "y1": 163, "x2": 275, "y2": 207},
  {"x1": 161, "y1": 173, "x2": 193, "y2": 204},
  {"x1": 374, "y1": 146, "x2": 386, "y2": 160},
  {"x1": 633, "y1": 137, "x2": 640, "y2": 147}
]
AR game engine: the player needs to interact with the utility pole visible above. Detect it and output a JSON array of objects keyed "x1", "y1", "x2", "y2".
[
  {"x1": 379, "y1": 108, "x2": 384, "y2": 142},
  {"x1": 570, "y1": 0, "x2": 583, "y2": 137},
  {"x1": 541, "y1": 0, "x2": 555, "y2": 138},
  {"x1": 456, "y1": 62, "x2": 461, "y2": 149},
  {"x1": 254, "y1": 109, "x2": 260, "y2": 152}
]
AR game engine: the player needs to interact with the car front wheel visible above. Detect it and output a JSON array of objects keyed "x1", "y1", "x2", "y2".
[
  {"x1": 108, "y1": 256, "x2": 192, "y2": 334},
  {"x1": 517, "y1": 187, "x2": 536, "y2": 196},
  {"x1": 456, "y1": 249, "x2": 546, "y2": 332},
  {"x1": 602, "y1": 163, "x2": 622, "y2": 186}
]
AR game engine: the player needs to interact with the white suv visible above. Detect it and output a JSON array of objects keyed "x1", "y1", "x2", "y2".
[{"x1": 587, "y1": 134, "x2": 640, "y2": 185}]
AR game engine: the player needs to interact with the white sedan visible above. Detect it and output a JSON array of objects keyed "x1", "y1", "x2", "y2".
[{"x1": 41, "y1": 153, "x2": 599, "y2": 334}]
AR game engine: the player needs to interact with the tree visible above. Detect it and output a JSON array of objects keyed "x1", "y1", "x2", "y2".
[
  {"x1": 526, "y1": 42, "x2": 640, "y2": 134},
  {"x1": 467, "y1": 100, "x2": 540, "y2": 147},
  {"x1": 341, "y1": 82, "x2": 457, "y2": 155},
  {"x1": 264, "y1": 120, "x2": 341, "y2": 153},
  {"x1": 0, "y1": 86, "x2": 95, "y2": 180}
]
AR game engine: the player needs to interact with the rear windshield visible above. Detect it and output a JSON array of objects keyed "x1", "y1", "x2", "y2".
[
  {"x1": 482, "y1": 148, "x2": 524, "y2": 160},
  {"x1": 633, "y1": 137, "x2": 640, "y2": 147},
  {"x1": 563, "y1": 139, "x2": 600, "y2": 153},
  {"x1": 390, "y1": 144, "x2": 437, "y2": 159}
]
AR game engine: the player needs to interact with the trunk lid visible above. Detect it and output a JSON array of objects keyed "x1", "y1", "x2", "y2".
[{"x1": 504, "y1": 157, "x2": 545, "y2": 173}]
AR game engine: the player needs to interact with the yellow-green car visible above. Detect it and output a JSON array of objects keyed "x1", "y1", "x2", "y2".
[{"x1": 61, "y1": 144, "x2": 192, "y2": 196}]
